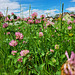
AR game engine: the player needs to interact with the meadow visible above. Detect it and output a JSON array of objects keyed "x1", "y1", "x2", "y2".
[{"x1": 0, "y1": 12, "x2": 75, "y2": 75}]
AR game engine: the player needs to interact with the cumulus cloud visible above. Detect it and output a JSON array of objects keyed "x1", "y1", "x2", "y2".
[
  {"x1": 66, "y1": 7, "x2": 75, "y2": 12},
  {"x1": 0, "y1": 0, "x2": 58, "y2": 18},
  {"x1": 23, "y1": 9, "x2": 59, "y2": 18},
  {"x1": 0, "y1": 0, "x2": 20, "y2": 15}
]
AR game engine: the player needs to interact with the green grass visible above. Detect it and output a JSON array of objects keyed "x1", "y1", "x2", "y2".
[{"x1": 0, "y1": 20, "x2": 75, "y2": 75}]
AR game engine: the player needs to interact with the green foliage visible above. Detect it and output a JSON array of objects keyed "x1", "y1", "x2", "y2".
[{"x1": 0, "y1": 18, "x2": 75, "y2": 75}]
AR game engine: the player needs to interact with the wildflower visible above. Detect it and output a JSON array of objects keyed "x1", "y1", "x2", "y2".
[
  {"x1": 5, "y1": 17, "x2": 9, "y2": 21},
  {"x1": 68, "y1": 26, "x2": 72, "y2": 30},
  {"x1": 55, "y1": 44, "x2": 59, "y2": 49},
  {"x1": 9, "y1": 40, "x2": 18, "y2": 47},
  {"x1": 56, "y1": 27, "x2": 58, "y2": 29},
  {"x1": 62, "y1": 22, "x2": 64, "y2": 24},
  {"x1": 17, "y1": 57, "x2": 23, "y2": 62},
  {"x1": 44, "y1": 27, "x2": 47, "y2": 29},
  {"x1": 0, "y1": 12, "x2": 3, "y2": 17},
  {"x1": 35, "y1": 19, "x2": 40, "y2": 24},
  {"x1": 69, "y1": 33, "x2": 73, "y2": 37},
  {"x1": 15, "y1": 32, "x2": 23, "y2": 40},
  {"x1": 9, "y1": 19, "x2": 12, "y2": 21},
  {"x1": 50, "y1": 49, "x2": 54, "y2": 53},
  {"x1": 28, "y1": 19, "x2": 33, "y2": 24},
  {"x1": 46, "y1": 21, "x2": 54, "y2": 27},
  {"x1": 11, "y1": 51, "x2": 17, "y2": 55},
  {"x1": 73, "y1": 20, "x2": 75, "y2": 23},
  {"x1": 3, "y1": 23, "x2": 8, "y2": 28},
  {"x1": 67, "y1": 20, "x2": 72, "y2": 24},
  {"x1": 0, "y1": 12, "x2": 3, "y2": 15},
  {"x1": 39, "y1": 32, "x2": 43, "y2": 37},
  {"x1": 17, "y1": 16, "x2": 21, "y2": 20},
  {"x1": 11, "y1": 12, "x2": 14, "y2": 15},
  {"x1": 18, "y1": 27, "x2": 20, "y2": 29},
  {"x1": 27, "y1": 17, "x2": 30, "y2": 19},
  {"x1": 23, "y1": 41, "x2": 26, "y2": 44},
  {"x1": 65, "y1": 51, "x2": 70, "y2": 60},
  {"x1": 58, "y1": 18, "x2": 61, "y2": 20},
  {"x1": 14, "y1": 19, "x2": 17, "y2": 21},
  {"x1": 40, "y1": 15, "x2": 45, "y2": 19},
  {"x1": 62, "y1": 18, "x2": 65, "y2": 21},
  {"x1": 39, "y1": 28, "x2": 42, "y2": 31},
  {"x1": 7, "y1": 32, "x2": 10, "y2": 35},
  {"x1": 20, "y1": 50, "x2": 29, "y2": 56},
  {"x1": 24, "y1": 18, "x2": 27, "y2": 21},
  {"x1": 70, "y1": 51, "x2": 75, "y2": 65},
  {"x1": 64, "y1": 51, "x2": 75, "y2": 75},
  {"x1": 55, "y1": 30, "x2": 56, "y2": 32},
  {"x1": 31, "y1": 12, "x2": 38, "y2": 19}
]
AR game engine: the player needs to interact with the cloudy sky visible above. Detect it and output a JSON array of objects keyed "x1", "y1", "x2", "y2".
[{"x1": 0, "y1": 0, "x2": 75, "y2": 18}]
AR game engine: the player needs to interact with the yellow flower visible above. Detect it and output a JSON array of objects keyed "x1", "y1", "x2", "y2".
[
  {"x1": 69, "y1": 33, "x2": 73, "y2": 37},
  {"x1": 58, "y1": 18, "x2": 61, "y2": 20},
  {"x1": 62, "y1": 22, "x2": 63, "y2": 24}
]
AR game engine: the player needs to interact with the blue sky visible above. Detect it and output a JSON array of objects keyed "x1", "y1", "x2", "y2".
[
  {"x1": 11, "y1": 0, "x2": 75, "y2": 11},
  {"x1": 0, "y1": 0, "x2": 75, "y2": 17}
]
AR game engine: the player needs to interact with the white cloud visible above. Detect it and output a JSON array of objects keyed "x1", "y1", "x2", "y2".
[
  {"x1": 0, "y1": 0, "x2": 20, "y2": 16},
  {"x1": 0, "y1": 0, "x2": 58, "y2": 18},
  {"x1": 66, "y1": 7, "x2": 75, "y2": 12},
  {"x1": 71, "y1": 0, "x2": 75, "y2": 2},
  {"x1": 0, "y1": 0, "x2": 20, "y2": 10},
  {"x1": 23, "y1": 9, "x2": 59, "y2": 18}
]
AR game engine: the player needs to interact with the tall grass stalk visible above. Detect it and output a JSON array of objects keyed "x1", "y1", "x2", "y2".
[
  {"x1": 29, "y1": 4, "x2": 31, "y2": 17},
  {"x1": 6, "y1": 7, "x2": 8, "y2": 17}
]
